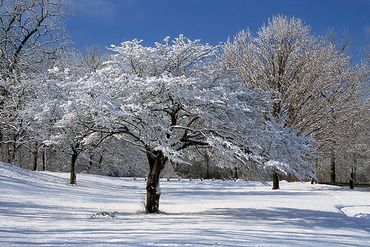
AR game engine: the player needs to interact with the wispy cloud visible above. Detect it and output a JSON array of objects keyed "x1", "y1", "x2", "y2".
[
  {"x1": 69, "y1": 0, "x2": 133, "y2": 18},
  {"x1": 364, "y1": 25, "x2": 370, "y2": 36}
]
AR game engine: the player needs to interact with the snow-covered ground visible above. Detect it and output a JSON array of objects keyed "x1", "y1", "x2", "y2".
[{"x1": 0, "y1": 162, "x2": 369, "y2": 246}]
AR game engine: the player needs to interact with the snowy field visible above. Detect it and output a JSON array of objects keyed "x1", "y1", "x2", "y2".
[{"x1": 1, "y1": 162, "x2": 370, "y2": 246}]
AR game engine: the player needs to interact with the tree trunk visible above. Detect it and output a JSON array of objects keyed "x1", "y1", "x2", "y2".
[
  {"x1": 89, "y1": 153, "x2": 94, "y2": 168},
  {"x1": 70, "y1": 150, "x2": 78, "y2": 185},
  {"x1": 7, "y1": 142, "x2": 16, "y2": 164},
  {"x1": 272, "y1": 172, "x2": 279, "y2": 190},
  {"x1": 330, "y1": 149, "x2": 336, "y2": 184},
  {"x1": 0, "y1": 131, "x2": 3, "y2": 161},
  {"x1": 234, "y1": 166, "x2": 239, "y2": 179},
  {"x1": 98, "y1": 155, "x2": 103, "y2": 169},
  {"x1": 205, "y1": 153, "x2": 210, "y2": 179},
  {"x1": 32, "y1": 142, "x2": 38, "y2": 171},
  {"x1": 349, "y1": 178, "x2": 354, "y2": 189},
  {"x1": 349, "y1": 165, "x2": 356, "y2": 189},
  {"x1": 7, "y1": 134, "x2": 16, "y2": 164},
  {"x1": 41, "y1": 150, "x2": 46, "y2": 171},
  {"x1": 146, "y1": 150, "x2": 166, "y2": 213}
]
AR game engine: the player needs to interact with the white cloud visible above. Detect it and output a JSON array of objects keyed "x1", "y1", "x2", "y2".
[
  {"x1": 364, "y1": 25, "x2": 370, "y2": 36},
  {"x1": 69, "y1": 0, "x2": 129, "y2": 18}
]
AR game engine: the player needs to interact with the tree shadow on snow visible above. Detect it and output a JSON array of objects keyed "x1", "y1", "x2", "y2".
[{"x1": 198, "y1": 207, "x2": 369, "y2": 232}]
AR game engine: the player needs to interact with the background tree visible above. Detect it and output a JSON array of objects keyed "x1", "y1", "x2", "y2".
[
  {"x1": 25, "y1": 48, "x2": 111, "y2": 183},
  {"x1": 82, "y1": 45, "x2": 106, "y2": 73},
  {"x1": 223, "y1": 16, "x2": 362, "y2": 183},
  {"x1": 0, "y1": 0, "x2": 67, "y2": 165}
]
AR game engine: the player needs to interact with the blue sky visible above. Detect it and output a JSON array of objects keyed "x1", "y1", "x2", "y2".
[{"x1": 65, "y1": 0, "x2": 370, "y2": 62}]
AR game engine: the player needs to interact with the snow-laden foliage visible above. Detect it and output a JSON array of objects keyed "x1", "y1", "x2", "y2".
[
  {"x1": 53, "y1": 35, "x2": 315, "y2": 180},
  {"x1": 0, "y1": 0, "x2": 67, "y2": 166},
  {"x1": 224, "y1": 16, "x2": 359, "y2": 133},
  {"x1": 224, "y1": 16, "x2": 365, "y2": 182},
  {"x1": 108, "y1": 35, "x2": 216, "y2": 77}
]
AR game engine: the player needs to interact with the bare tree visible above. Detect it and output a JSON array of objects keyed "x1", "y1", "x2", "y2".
[
  {"x1": 0, "y1": 0, "x2": 66, "y2": 77},
  {"x1": 0, "y1": 0, "x2": 67, "y2": 164},
  {"x1": 82, "y1": 45, "x2": 106, "y2": 73},
  {"x1": 223, "y1": 16, "x2": 362, "y2": 183}
]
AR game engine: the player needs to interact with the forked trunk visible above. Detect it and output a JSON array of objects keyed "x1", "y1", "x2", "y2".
[{"x1": 146, "y1": 150, "x2": 166, "y2": 213}]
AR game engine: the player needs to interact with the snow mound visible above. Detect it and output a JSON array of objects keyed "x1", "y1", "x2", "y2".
[
  {"x1": 340, "y1": 206, "x2": 370, "y2": 230},
  {"x1": 0, "y1": 162, "x2": 68, "y2": 186}
]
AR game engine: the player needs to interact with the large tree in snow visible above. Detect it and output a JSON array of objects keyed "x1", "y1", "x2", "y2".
[{"x1": 50, "y1": 35, "x2": 314, "y2": 213}]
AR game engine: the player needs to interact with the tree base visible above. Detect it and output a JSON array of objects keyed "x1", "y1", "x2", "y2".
[{"x1": 272, "y1": 172, "x2": 279, "y2": 190}]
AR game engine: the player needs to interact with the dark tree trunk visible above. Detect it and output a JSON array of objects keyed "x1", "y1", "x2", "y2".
[
  {"x1": 349, "y1": 165, "x2": 356, "y2": 189},
  {"x1": 86, "y1": 153, "x2": 94, "y2": 172},
  {"x1": 32, "y1": 142, "x2": 38, "y2": 171},
  {"x1": 330, "y1": 149, "x2": 336, "y2": 184},
  {"x1": 41, "y1": 150, "x2": 46, "y2": 171},
  {"x1": 70, "y1": 150, "x2": 78, "y2": 185},
  {"x1": 7, "y1": 134, "x2": 16, "y2": 164},
  {"x1": 0, "y1": 131, "x2": 3, "y2": 161},
  {"x1": 98, "y1": 155, "x2": 103, "y2": 169},
  {"x1": 89, "y1": 153, "x2": 94, "y2": 168},
  {"x1": 146, "y1": 150, "x2": 166, "y2": 213},
  {"x1": 234, "y1": 166, "x2": 239, "y2": 180},
  {"x1": 272, "y1": 172, "x2": 279, "y2": 190},
  {"x1": 349, "y1": 178, "x2": 354, "y2": 189},
  {"x1": 205, "y1": 153, "x2": 210, "y2": 179}
]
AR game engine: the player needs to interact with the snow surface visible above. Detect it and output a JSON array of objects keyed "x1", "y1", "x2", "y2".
[{"x1": 0, "y1": 162, "x2": 370, "y2": 246}]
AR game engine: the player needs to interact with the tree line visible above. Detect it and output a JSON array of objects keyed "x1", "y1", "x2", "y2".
[{"x1": 0, "y1": 1, "x2": 369, "y2": 213}]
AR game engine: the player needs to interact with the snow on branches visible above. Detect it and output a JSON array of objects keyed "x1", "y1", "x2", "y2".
[{"x1": 53, "y1": 35, "x2": 315, "y2": 180}]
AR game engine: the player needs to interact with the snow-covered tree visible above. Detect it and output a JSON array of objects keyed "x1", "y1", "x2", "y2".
[
  {"x1": 55, "y1": 36, "x2": 314, "y2": 213},
  {"x1": 0, "y1": 0, "x2": 67, "y2": 164},
  {"x1": 25, "y1": 51, "x2": 113, "y2": 183},
  {"x1": 223, "y1": 16, "x2": 361, "y2": 183}
]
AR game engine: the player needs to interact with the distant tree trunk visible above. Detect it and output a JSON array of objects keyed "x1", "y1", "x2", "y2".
[
  {"x1": 205, "y1": 153, "x2": 210, "y2": 179},
  {"x1": 234, "y1": 166, "x2": 239, "y2": 179},
  {"x1": 32, "y1": 142, "x2": 38, "y2": 171},
  {"x1": 146, "y1": 150, "x2": 166, "y2": 213},
  {"x1": 89, "y1": 153, "x2": 94, "y2": 168},
  {"x1": 272, "y1": 172, "x2": 279, "y2": 190},
  {"x1": 7, "y1": 135, "x2": 16, "y2": 164},
  {"x1": 98, "y1": 155, "x2": 103, "y2": 170},
  {"x1": 349, "y1": 178, "x2": 354, "y2": 189},
  {"x1": 70, "y1": 149, "x2": 78, "y2": 185},
  {"x1": 330, "y1": 149, "x2": 336, "y2": 184},
  {"x1": 41, "y1": 150, "x2": 46, "y2": 171},
  {"x1": 174, "y1": 162, "x2": 178, "y2": 173},
  {"x1": 349, "y1": 164, "x2": 356, "y2": 189},
  {"x1": 0, "y1": 131, "x2": 3, "y2": 161}
]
